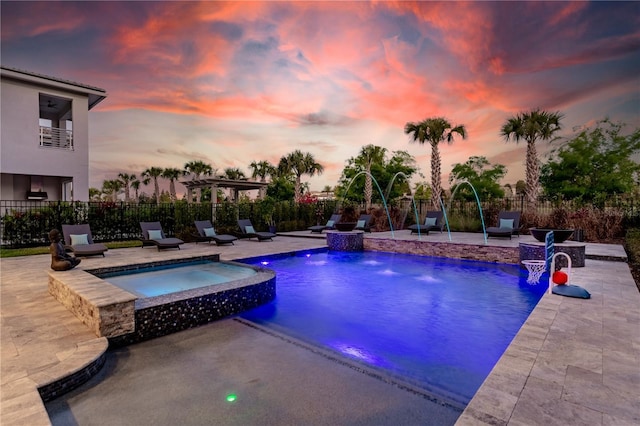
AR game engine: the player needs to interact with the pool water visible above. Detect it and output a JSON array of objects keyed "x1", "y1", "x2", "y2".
[
  {"x1": 100, "y1": 261, "x2": 257, "y2": 297},
  {"x1": 240, "y1": 250, "x2": 546, "y2": 404}
]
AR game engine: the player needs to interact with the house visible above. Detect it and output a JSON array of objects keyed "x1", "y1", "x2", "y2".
[{"x1": 1, "y1": 66, "x2": 107, "y2": 201}]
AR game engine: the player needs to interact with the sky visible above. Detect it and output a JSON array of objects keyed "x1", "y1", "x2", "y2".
[{"x1": 2, "y1": 1, "x2": 639, "y2": 198}]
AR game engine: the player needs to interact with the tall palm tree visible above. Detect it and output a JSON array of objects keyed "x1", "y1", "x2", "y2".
[
  {"x1": 141, "y1": 167, "x2": 164, "y2": 203},
  {"x1": 183, "y1": 160, "x2": 214, "y2": 203},
  {"x1": 355, "y1": 144, "x2": 387, "y2": 211},
  {"x1": 278, "y1": 150, "x2": 324, "y2": 202},
  {"x1": 117, "y1": 172, "x2": 136, "y2": 202},
  {"x1": 249, "y1": 160, "x2": 275, "y2": 199},
  {"x1": 162, "y1": 168, "x2": 183, "y2": 202},
  {"x1": 405, "y1": 117, "x2": 467, "y2": 208},
  {"x1": 130, "y1": 178, "x2": 141, "y2": 202},
  {"x1": 500, "y1": 109, "x2": 563, "y2": 210}
]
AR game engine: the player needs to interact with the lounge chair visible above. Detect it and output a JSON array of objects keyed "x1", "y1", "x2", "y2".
[
  {"x1": 61, "y1": 224, "x2": 108, "y2": 257},
  {"x1": 353, "y1": 214, "x2": 372, "y2": 232},
  {"x1": 308, "y1": 214, "x2": 341, "y2": 233},
  {"x1": 237, "y1": 219, "x2": 276, "y2": 241},
  {"x1": 140, "y1": 221, "x2": 184, "y2": 250},
  {"x1": 194, "y1": 220, "x2": 238, "y2": 245},
  {"x1": 408, "y1": 211, "x2": 445, "y2": 234},
  {"x1": 486, "y1": 211, "x2": 521, "y2": 239}
]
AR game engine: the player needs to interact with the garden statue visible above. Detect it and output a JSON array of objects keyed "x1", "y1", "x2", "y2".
[{"x1": 49, "y1": 229, "x2": 81, "y2": 271}]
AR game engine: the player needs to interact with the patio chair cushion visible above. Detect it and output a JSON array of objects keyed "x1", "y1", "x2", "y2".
[
  {"x1": 148, "y1": 230, "x2": 163, "y2": 240},
  {"x1": 326, "y1": 220, "x2": 335, "y2": 227},
  {"x1": 245, "y1": 225, "x2": 255, "y2": 234},
  {"x1": 425, "y1": 217, "x2": 437, "y2": 227},
  {"x1": 70, "y1": 234, "x2": 89, "y2": 245},
  {"x1": 356, "y1": 220, "x2": 366, "y2": 228},
  {"x1": 203, "y1": 227, "x2": 216, "y2": 237},
  {"x1": 500, "y1": 218, "x2": 514, "y2": 229}
]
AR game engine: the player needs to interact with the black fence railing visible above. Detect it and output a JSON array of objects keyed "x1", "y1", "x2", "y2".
[
  {"x1": 0, "y1": 200, "x2": 339, "y2": 248},
  {"x1": 1, "y1": 196, "x2": 637, "y2": 248}
]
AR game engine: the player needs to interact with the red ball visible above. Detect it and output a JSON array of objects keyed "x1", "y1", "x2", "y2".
[{"x1": 552, "y1": 271, "x2": 568, "y2": 285}]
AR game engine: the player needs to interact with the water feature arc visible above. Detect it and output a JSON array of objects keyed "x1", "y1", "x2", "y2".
[
  {"x1": 448, "y1": 179, "x2": 487, "y2": 244},
  {"x1": 339, "y1": 171, "x2": 395, "y2": 238}
]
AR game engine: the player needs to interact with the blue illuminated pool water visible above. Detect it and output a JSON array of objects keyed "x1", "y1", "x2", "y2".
[
  {"x1": 100, "y1": 261, "x2": 257, "y2": 297},
  {"x1": 240, "y1": 250, "x2": 546, "y2": 404}
]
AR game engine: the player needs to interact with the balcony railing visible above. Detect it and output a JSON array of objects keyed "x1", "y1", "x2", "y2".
[{"x1": 39, "y1": 126, "x2": 73, "y2": 150}]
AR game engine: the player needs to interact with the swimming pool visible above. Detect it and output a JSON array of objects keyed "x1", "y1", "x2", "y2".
[{"x1": 240, "y1": 250, "x2": 546, "y2": 405}]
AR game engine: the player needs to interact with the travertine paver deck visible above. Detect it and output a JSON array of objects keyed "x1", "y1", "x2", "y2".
[{"x1": 1, "y1": 232, "x2": 637, "y2": 425}]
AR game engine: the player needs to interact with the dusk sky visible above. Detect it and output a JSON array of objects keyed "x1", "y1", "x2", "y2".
[{"x1": 2, "y1": 1, "x2": 639, "y2": 197}]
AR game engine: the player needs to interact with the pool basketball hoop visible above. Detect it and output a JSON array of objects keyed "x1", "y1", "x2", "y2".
[{"x1": 522, "y1": 260, "x2": 546, "y2": 284}]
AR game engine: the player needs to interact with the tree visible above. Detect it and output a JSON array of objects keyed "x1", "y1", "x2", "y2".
[
  {"x1": 130, "y1": 178, "x2": 141, "y2": 202},
  {"x1": 540, "y1": 119, "x2": 640, "y2": 203},
  {"x1": 184, "y1": 160, "x2": 214, "y2": 203},
  {"x1": 101, "y1": 179, "x2": 123, "y2": 202},
  {"x1": 500, "y1": 108, "x2": 563, "y2": 210},
  {"x1": 321, "y1": 185, "x2": 333, "y2": 199},
  {"x1": 515, "y1": 180, "x2": 526, "y2": 196},
  {"x1": 356, "y1": 145, "x2": 387, "y2": 211},
  {"x1": 223, "y1": 167, "x2": 246, "y2": 180},
  {"x1": 249, "y1": 160, "x2": 275, "y2": 199},
  {"x1": 405, "y1": 117, "x2": 467, "y2": 208},
  {"x1": 278, "y1": 150, "x2": 324, "y2": 202},
  {"x1": 141, "y1": 167, "x2": 164, "y2": 203},
  {"x1": 413, "y1": 182, "x2": 431, "y2": 200},
  {"x1": 117, "y1": 173, "x2": 137, "y2": 202},
  {"x1": 336, "y1": 149, "x2": 418, "y2": 203},
  {"x1": 162, "y1": 168, "x2": 183, "y2": 202},
  {"x1": 89, "y1": 187, "x2": 102, "y2": 201},
  {"x1": 449, "y1": 156, "x2": 506, "y2": 201}
]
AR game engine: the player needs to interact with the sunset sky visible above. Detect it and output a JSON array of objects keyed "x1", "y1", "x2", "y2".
[{"x1": 2, "y1": 1, "x2": 639, "y2": 197}]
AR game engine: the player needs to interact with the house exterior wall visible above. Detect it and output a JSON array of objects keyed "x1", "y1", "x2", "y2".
[{"x1": 0, "y1": 68, "x2": 104, "y2": 201}]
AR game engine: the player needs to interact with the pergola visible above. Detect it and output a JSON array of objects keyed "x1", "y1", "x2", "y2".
[{"x1": 180, "y1": 177, "x2": 268, "y2": 203}]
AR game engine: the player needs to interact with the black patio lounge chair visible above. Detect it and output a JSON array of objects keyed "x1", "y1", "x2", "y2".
[
  {"x1": 308, "y1": 214, "x2": 341, "y2": 233},
  {"x1": 353, "y1": 214, "x2": 372, "y2": 232},
  {"x1": 140, "y1": 221, "x2": 184, "y2": 250},
  {"x1": 194, "y1": 220, "x2": 238, "y2": 245},
  {"x1": 61, "y1": 223, "x2": 108, "y2": 257},
  {"x1": 408, "y1": 211, "x2": 444, "y2": 235},
  {"x1": 237, "y1": 219, "x2": 276, "y2": 241},
  {"x1": 486, "y1": 211, "x2": 521, "y2": 239}
]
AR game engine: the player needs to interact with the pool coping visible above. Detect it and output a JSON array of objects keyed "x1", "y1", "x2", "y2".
[{"x1": 1, "y1": 233, "x2": 637, "y2": 425}]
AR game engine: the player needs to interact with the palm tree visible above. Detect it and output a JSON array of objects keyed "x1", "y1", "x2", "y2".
[
  {"x1": 405, "y1": 117, "x2": 467, "y2": 208},
  {"x1": 222, "y1": 167, "x2": 246, "y2": 180},
  {"x1": 88, "y1": 187, "x2": 102, "y2": 201},
  {"x1": 117, "y1": 172, "x2": 137, "y2": 202},
  {"x1": 322, "y1": 185, "x2": 333, "y2": 199},
  {"x1": 356, "y1": 144, "x2": 387, "y2": 211},
  {"x1": 130, "y1": 178, "x2": 141, "y2": 202},
  {"x1": 183, "y1": 160, "x2": 214, "y2": 203},
  {"x1": 249, "y1": 160, "x2": 275, "y2": 199},
  {"x1": 278, "y1": 150, "x2": 324, "y2": 202},
  {"x1": 500, "y1": 109, "x2": 563, "y2": 210},
  {"x1": 102, "y1": 179, "x2": 123, "y2": 202},
  {"x1": 141, "y1": 167, "x2": 164, "y2": 203},
  {"x1": 162, "y1": 168, "x2": 183, "y2": 202}
]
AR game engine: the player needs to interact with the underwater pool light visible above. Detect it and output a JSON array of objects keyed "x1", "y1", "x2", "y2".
[
  {"x1": 226, "y1": 393, "x2": 237, "y2": 402},
  {"x1": 261, "y1": 261, "x2": 269, "y2": 266},
  {"x1": 305, "y1": 253, "x2": 311, "y2": 258}
]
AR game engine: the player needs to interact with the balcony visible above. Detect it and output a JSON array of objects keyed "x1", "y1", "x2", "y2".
[{"x1": 40, "y1": 126, "x2": 73, "y2": 150}]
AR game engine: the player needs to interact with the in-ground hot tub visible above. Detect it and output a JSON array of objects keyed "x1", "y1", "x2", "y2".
[{"x1": 48, "y1": 255, "x2": 276, "y2": 345}]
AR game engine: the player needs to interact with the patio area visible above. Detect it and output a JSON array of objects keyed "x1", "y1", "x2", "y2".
[{"x1": 1, "y1": 231, "x2": 638, "y2": 425}]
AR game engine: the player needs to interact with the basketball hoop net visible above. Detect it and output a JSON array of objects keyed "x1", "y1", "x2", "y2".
[{"x1": 522, "y1": 260, "x2": 546, "y2": 284}]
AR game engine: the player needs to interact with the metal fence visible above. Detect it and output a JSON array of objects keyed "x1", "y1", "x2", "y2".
[
  {"x1": 1, "y1": 196, "x2": 637, "y2": 248},
  {"x1": 0, "y1": 200, "x2": 338, "y2": 248}
]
